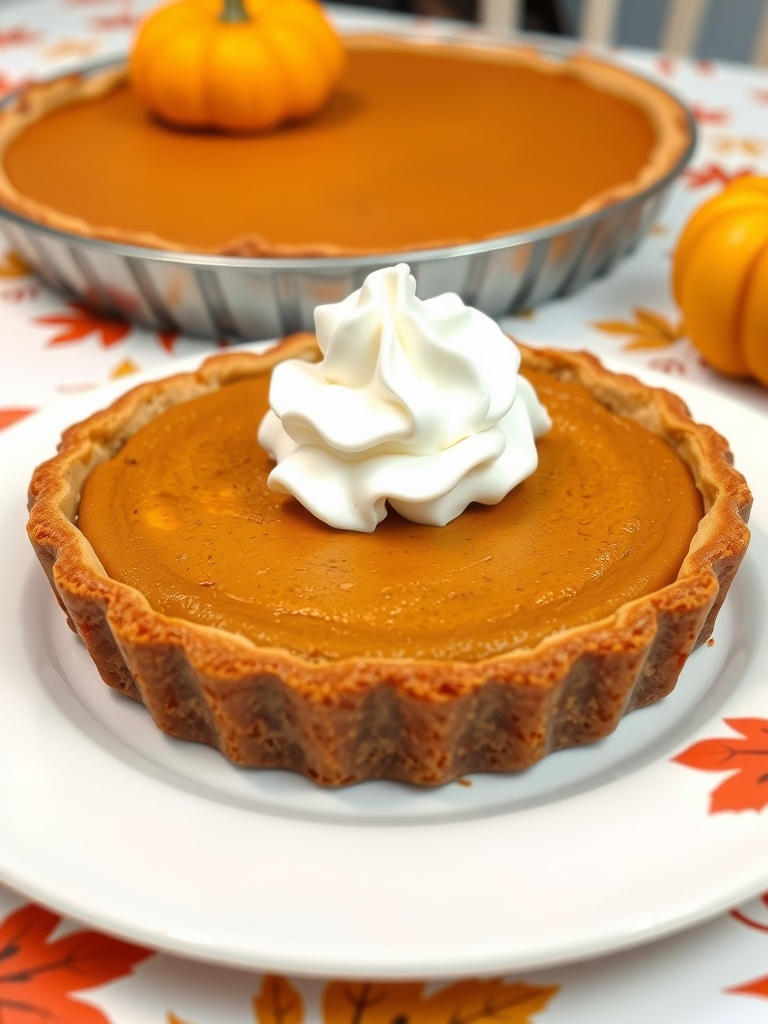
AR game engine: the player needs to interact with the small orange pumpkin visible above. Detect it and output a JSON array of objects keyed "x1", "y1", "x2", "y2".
[
  {"x1": 672, "y1": 175, "x2": 768, "y2": 386},
  {"x1": 129, "y1": 0, "x2": 345, "y2": 133}
]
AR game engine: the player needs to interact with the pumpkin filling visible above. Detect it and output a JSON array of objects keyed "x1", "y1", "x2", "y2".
[
  {"x1": 77, "y1": 368, "x2": 703, "y2": 662},
  {"x1": 2, "y1": 40, "x2": 662, "y2": 253}
]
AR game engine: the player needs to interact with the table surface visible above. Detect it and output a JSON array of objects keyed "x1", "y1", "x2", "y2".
[{"x1": 1, "y1": 1, "x2": 767, "y2": 1022}]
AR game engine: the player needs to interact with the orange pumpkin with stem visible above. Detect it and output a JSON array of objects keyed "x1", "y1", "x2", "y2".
[
  {"x1": 672, "y1": 175, "x2": 768, "y2": 386},
  {"x1": 129, "y1": 0, "x2": 345, "y2": 133}
]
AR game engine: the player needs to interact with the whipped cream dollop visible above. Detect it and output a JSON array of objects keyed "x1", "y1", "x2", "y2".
[{"x1": 257, "y1": 264, "x2": 551, "y2": 532}]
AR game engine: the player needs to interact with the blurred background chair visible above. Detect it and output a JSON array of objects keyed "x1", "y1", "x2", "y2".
[
  {"x1": 477, "y1": 0, "x2": 768, "y2": 65},
  {"x1": 335, "y1": 0, "x2": 768, "y2": 65}
]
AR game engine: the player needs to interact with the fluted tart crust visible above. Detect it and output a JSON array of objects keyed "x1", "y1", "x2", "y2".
[{"x1": 27, "y1": 337, "x2": 752, "y2": 786}]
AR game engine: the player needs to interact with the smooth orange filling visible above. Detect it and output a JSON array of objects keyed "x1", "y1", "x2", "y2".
[
  {"x1": 77, "y1": 370, "x2": 703, "y2": 662},
  {"x1": 4, "y1": 42, "x2": 656, "y2": 252}
]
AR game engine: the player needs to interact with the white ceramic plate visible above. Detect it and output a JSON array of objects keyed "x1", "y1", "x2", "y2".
[{"x1": 1, "y1": 352, "x2": 767, "y2": 980}]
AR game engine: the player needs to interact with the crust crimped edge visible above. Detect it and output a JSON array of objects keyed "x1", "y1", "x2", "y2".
[
  {"x1": 0, "y1": 35, "x2": 693, "y2": 256},
  {"x1": 27, "y1": 336, "x2": 752, "y2": 786}
]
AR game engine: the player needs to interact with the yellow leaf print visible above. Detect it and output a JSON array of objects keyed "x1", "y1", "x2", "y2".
[
  {"x1": 322, "y1": 978, "x2": 559, "y2": 1024},
  {"x1": 254, "y1": 974, "x2": 305, "y2": 1024},
  {"x1": 592, "y1": 307, "x2": 685, "y2": 351},
  {"x1": 710, "y1": 136, "x2": 767, "y2": 157},
  {"x1": 110, "y1": 358, "x2": 140, "y2": 379},
  {"x1": 42, "y1": 38, "x2": 99, "y2": 61}
]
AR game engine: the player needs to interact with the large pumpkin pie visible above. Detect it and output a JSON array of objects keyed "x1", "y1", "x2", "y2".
[
  {"x1": 0, "y1": 35, "x2": 693, "y2": 256},
  {"x1": 27, "y1": 334, "x2": 751, "y2": 785}
]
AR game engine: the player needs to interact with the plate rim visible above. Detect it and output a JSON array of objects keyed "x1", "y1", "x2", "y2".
[{"x1": 1, "y1": 353, "x2": 767, "y2": 979}]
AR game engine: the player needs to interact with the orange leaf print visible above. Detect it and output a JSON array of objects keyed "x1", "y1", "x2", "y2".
[
  {"x1": 592, "y1": 307, "x2": 684, "y2": 351},
  {"x1": 34, "y1": 301, "x2": 131, "y2": 347},
  {"x1": 0, "y1": 407, "x2": 35, "y2": 429},
  {"x1": 0, "y1": 251, "x2": 30, "y2": 277},
  {"x1": 0, "y1": 903, "x2": 151, "y2": 1024},
  {"x1": 672, "y1": 718, "x2": 768, "y2": 813},
  {"x1": 323, "y1": 978, "x2": 559, "y2": 1024},
  {"x1": 254, "y1": 974, "x2": 305, "y2": 1024}
]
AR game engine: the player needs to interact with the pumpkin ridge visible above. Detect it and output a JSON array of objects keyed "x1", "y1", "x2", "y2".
[
  {"x1": 741, "y1": 244, "x2": 768, "y2": 385},
  {"x1": 673, "y1": 201, "x2": 768, "y2": 301},
  {"x1": 734, "y1": 233, "x2": 768, "y2": 378}
]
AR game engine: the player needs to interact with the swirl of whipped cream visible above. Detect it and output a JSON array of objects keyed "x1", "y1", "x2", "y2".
[{"x1": 258, "y1": 264, "x2": 551, "y2": 532}]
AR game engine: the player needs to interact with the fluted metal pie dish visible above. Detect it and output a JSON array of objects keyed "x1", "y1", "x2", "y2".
[{"x1": 0, "y1": 29, "x2": 697, "y2": 340}]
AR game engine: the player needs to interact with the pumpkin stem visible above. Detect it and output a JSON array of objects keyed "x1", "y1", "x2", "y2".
[{"x1": 220, "y1": 0, "x2": 250, "y2": 22}]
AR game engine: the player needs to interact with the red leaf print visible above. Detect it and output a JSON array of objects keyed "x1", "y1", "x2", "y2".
[
  {"x1": 0, "y1": 407, "x2": 35, "y2": 429},
  {"x1": 158, "y1": 329, "x2": 178, "y2": 354},
  {"x1": 732, "y1": 894, "x2": 768, "y2": 934},
  {"x1": 0, "y1": 903, "x2": 151, "y2": 1024},
  {"x1": 691, "y1": 104, "x2": 730, "y2": 126},
  {"x1": 684, "y1": 163, "x2": 756, "y2": 189},
  {"x1": 90, "y1": 13, "x2": 141, "y2": 30},
  {"x1": 726, "y1": 896, "x2": 768, "y2": 1001},
  {"x1": 647, "y1": 356, "x2": 687, "y2": 375},
  {"x1": 34, "y1": 302, "x2": 131, "y2": 347},
  {"x1": 655, "y1": 56, "x2": 675, "y2": 76},
  {"x1": 0, "y1": 28, "x2": 41, "y2": 48},
  {"x1": 672, "y1": 718, "x2": 768, "y2": 813},
  {"x1": 753, "y1": 87, "x2": 768, "y2": 105}
]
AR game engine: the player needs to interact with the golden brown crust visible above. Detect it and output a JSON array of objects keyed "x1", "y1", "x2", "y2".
[
  {"x1": 27, "y1": 336, "x2": 751, "y2": 785},
  {"x1": 0, "y1": 36, "x2": 693, "y2": 256}
]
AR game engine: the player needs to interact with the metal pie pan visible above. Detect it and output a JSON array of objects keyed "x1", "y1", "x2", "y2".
[{"x1": 0, "y1": 40, "x2": 697, "y2": 341}]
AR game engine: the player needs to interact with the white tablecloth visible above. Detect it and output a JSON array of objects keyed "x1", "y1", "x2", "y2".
[{"x1": 1, "y1": 2, "x2": 767, "y2": 1022}]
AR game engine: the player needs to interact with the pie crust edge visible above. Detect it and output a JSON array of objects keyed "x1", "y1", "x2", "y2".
[
  {"x1": 0, "y1": 36, "x2": 694, "y2": 257},
  {"x1": 26, "y1": 336, "x2": 752, "y2": 786}
]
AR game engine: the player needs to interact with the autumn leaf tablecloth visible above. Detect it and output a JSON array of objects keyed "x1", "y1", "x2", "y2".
[{"x1": 1, "y1": 2, "x2": 768, "y2": 1022}]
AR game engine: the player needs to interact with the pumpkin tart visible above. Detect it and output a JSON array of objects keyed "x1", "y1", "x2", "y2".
[
  {"x1": 0, "y1": 35, "x2": 692, "y2": 256},
  {"x1": 27, "y1": 336, "x2": 751, "y2": 785}
]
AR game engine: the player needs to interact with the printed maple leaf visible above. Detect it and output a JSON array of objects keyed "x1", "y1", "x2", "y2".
[
  {"x1": 254, "y1": 974, "x2": 305, "y2": 1024},
  {"x1": 0, "y1": 407, "x2": 35, "y2": 429},
  {"x1": 753, "y1": 87, "x2": 768, "y2": 104},
  {"x1": 110, "y1": 358, "x2": 139, "y2": 379},
  {"x1": 0, "y1": 903, "x2": 151, "y2": 1024},
  {"x1": 726, "y1": 895, "x2": 768, "y2": 1001},
  {"x1": 0, "y1": 28, "x2": 40, "y2": 47},
  {"x1": 672, "y1": 718, "x2": 768, "y2": 813},
  {"x1": 647, "y1": 355, "x2": 687, "y2": 376},
  {"x1": 322, "y1": 979, "x2": 559, "y2": 1024},
  {"x1": 692, "y1": 104, "x2": 730, "y2": 126},
  {"x1": 43, "y1": 38, "x2": 100, "y2": 60},
  {"x1": 90, "y1": 12, "x2": 141, "y2": 30},
  {"x1": 158, "y1": 329, "x2": 179, "y2": 353},
  {"x1": 0, "y1": 251, "x2": 30, "y2": 277},
  {"x1": 592, "y1": 307, "x2": 685, "y2": 350},
  {"x1": 35, "y1": 301, "x2": 131, "y2": 347},
  {"x1": 711, "y1": 137, "x2": 767, "y2": 157},
  {"x1": 684, "y1": 163, "x2": 756, "y2": 189}
]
